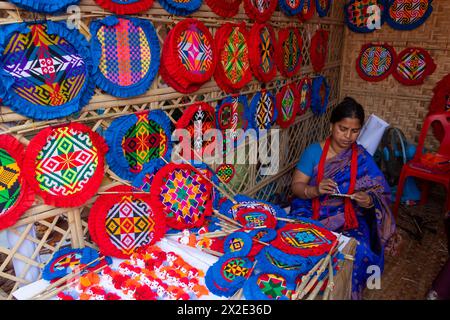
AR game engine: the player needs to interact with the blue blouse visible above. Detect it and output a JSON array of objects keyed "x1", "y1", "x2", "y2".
[{"x1": 296, "y1": 142, "x2": 323, "y2": 177}]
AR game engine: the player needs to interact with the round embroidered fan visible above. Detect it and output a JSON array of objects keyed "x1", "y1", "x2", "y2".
[
  {"x1": 0, "y1": 22, "x2": 94, "y2": 120},
  {"x1": 209, "y1": 255, "x2": 253, "y2": 292},
  {"x1": 160, "y1": 19, "x2": 217, "y2": 94},
  {"x1": 150, "y1": 163, "x2": 213, "y2": 230},
  {"x1": 271, "y1": 222, "x2": 336, "y2": 256},
  {"x1": 214, "y1": 23, "x2": 252, "y2": 93},
  {"x1": 159, "y1": 0, "x2": 202, "y2": 16},
  {"x1": 276, "y1": 83, "x2": 300, "y2": 129},
  {"x1": 428, "y1": 74, "x2": 450, "y2": 140},
  {"x1": 216, "y1": 95, "x2": 250, "y2": 147},
  {"x1": 276, "y1": 27, "x2": 302, "y2": 78},
  {"x1": 249, "y1": 23, "x2": 277, "y2": 83},
  {"x1": 219, "y1": 195, "x2": 284, "y2": 230},
  {"x1": 393, "y1": 47, "x2": 436, "y2": 86},
  {"x1": 279, "y1": 0, "x2": 303, "y2": 16},
  {"x1": 243, "y1": 272, "x2": 294, "y2": 300},
  {"x1": 297, "y1": 77, "x2": 313, "y2": 116},
  {"x1": 205, "y1": 0, "x2": 242, "y2": 17},
  {"x1": 23, "y1": 123, "x2": 107, "y2": 208},
  {"x1": 0, "y1": 134, "x2": 34, "y2": 230},
  {"x1": 298, "y1": 0, "x2": 315, "y2": 22},
  {"x1": 223, "y1": 231, "x2": 253, "y2": 257},
  {"x1": 385, "y1": 0, "x2": 433, "y2": 31},
  {"x1": 315, "y1": 0, "x2": 332, "y2": 17},
  {"x1": 356, "y1": 43, "x2": 397, "y2": 82},
  {"x1": 88, "y1": 185, "x2": 166, "y2": 259},
  {"x1": 105, "y1": 110, "x2": 173, "y2": 181},
  {"x1": 311, "y1": 75, "x2": 330, "y2": 116},
  {"x1": 175, "y1": 102, "x2": 216, "y2": 159},
  {"x1": 89, "y1": 16, "x2": 160, "y2": 98},
  {"x1": 249, "y1": 90, "x2": 277, "y2": 132},
  {"x1": 310, "y1": 29, "x2": 329, "y2": 73},
  {"x1": 215, "y1": 164, "x2": 235, "y2": 184},
  {"x1": 345, "y1": 0, "x2": 385, "y2": 33},
  {"x1": 94, "y1": 0, "x2": 154, "y2": 14},
  {"x1": 243, "y1": 0, "x2": 277, "y2": 23},
  {"x1": 8, "y1": 0, "x2": 79, "y2": 13},
  {"x1": 42, "y1": 247, "x2": 100, "y2": 281}
]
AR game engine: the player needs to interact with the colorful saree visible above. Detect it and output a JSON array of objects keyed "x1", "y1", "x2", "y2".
[{"x1": 290, "y1": 143, "x2": 396, "y2": 299}]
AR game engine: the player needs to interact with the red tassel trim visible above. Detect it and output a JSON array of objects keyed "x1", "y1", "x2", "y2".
[
  {"x1": 23, "y1": 123, "x2": 107, "y2": 208},
  {"x1": 0, "y1": 134, "x2": 35, "y2": 230},
  {"x1": 276, "y1": 83, "x2": 300, "y2": 128},
  {"x1": 310, "y1": 29, "x2": 329, "y2": 73},
  {"x1": 243, "y1": 0, "x2": 277, "y2": 23},
  {"x1": 89, "y1": 185, "x2": 167, "y2": 259},
  {"x1": 214, "y1": 22, "x2": 252, "y2": 93},
  {"x1": 205, "y1": 0, "x2": 242, "y2": 17},
  {"x1": 94, "y1": 0, "x2": 154, "y2": 14},
  {"x1": 276, "y1": 27, "x2": 302, "y2": 78},
  {"x1": 248, "y1": 23, "x2": 277, "y2": 83}
]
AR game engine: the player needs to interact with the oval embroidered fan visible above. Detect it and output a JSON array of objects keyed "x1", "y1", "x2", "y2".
[
  {"x1": 90, "y1": 16, "x2": 160, "y2": 98},
  {"x1": 214, "y1": 23, "x2": 252, "y2": 93},
  {"x1": 94, "y1": 0, "x2": 154, "y2": 14},
  {"x1": 310, "y1": 29, "x2": 329, "y2": 73},
  {"x1": 311, "y1": 75, "x2": 330, "y2": 115},
  {"x1": 89, "y1": 185, "x2": 166, "y2": 259},
  {"x1": 276, "y1": 83, "x2": 300, "y2": 129},
  {"x1": 297, "y1": 77, "x2": 313, "y2": 116},
  {"x1": 205, "y1": 0, "x2": 242, "y2": 17},
  {"x1": 175, "y1": 102, "x2": 216, "y2": 159},
  {"x1": 159, "y1": 0, "x2": 202, "y2": 16},
  {"x1": 345, "y1": 0, "x2": 385, "y2": 33},
  {"x1": 249, "y1": 23, "x2": 277, "y2": 83},
  {"x1": 0, "y1": 134, "x2": 34, "y2": 230},
  {"x1": 271, "y1": 222, "x2": 336, "y2": 256},
  {"x1": 276, "y1": 28, "x2": 302, "y2": 78},
  {"x1": 160, "y1": 19, "x2": 217, "y2": 94},
  {"x1": 23, "y1": 123, "x2": 107, "y2": 208},
  {"x1": 216, "y1": 95, "x2": 250, "y2": 146},
  {"x1": 393, "y1": 47, "x2": 436, "y2": 86},
  {"x1": 8, "y1": 0, "x2": 79, "y2": 13},
  {"x1": 243, "y1": 0, "x2": 277, "y2": 23},
  {"x1": 249, "y1": 90, "x2": 277, "y2": 131},
  {"x1": 386, "y1": 0, "x2": 433, "y2": 31},
  {"x1": 0, "y1": 22, "x2": 94, "y2": 120},
  {"x1": 356, "y1": 43, "x2": 397, "y2": 82},
  {"x1": 315, "y1": 0, "x2": 332, "y2": 17},
  {"x1": 279, "y1": 0, "x2": 303, "y2": 16},
  {"x1": 150, "y1": 163, "x2": 213, "y2": 230},
  {"x1": 298, "y1": 0, "x2": 315, "y2": 22},
  {"x1": 243, "y1": 273, "x2": 294, "y2": 300},
  {"x1": 105, "y1": 110, "x2": 173, "y2": 181}
]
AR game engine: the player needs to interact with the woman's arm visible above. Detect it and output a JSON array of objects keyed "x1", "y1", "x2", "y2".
[{"x1": 291, "y1": 169, "x2": 337, "y2": 199}]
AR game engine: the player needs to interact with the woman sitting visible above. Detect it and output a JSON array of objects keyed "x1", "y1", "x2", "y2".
[{"x1": 290, "y1": 97, "x2": 396, "y2": 299}]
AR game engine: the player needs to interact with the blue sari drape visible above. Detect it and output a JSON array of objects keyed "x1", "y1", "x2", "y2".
[{"x1": 290, "y1": 144, "x2": 396, "y2": 299}]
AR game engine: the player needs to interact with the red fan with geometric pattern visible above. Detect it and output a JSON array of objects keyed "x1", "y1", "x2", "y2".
[
  {"x1": 310, "y1": 29, "x2": 329, "y2": 73},
  {"x1": 393, "y1": 47, "x2": 436, "y2": 86},
  {"x1": 88, "y1": 185, "x2": 166, "y2": 259},
  {"x1": 276, "y1": 83, "x2": 300, "y2": 128},
  {"x1": 243, "y1": 0, "x2": 277, "y2": 23},
  {"x1": 297, "y1": 77, "x2": 313, "y2": 116},
  {"x1": 276, "y1": 27, "x2": 302, "y2": 78},
  {"x1": 248, "y1": 23, "x2": 277, "y2": 83}
]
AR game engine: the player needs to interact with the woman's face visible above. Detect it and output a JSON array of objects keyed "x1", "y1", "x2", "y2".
[{"x1": 330, "y1": 117, "x2": 362, "y2": 149}]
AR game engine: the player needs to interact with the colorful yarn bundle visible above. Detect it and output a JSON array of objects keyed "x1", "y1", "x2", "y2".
[
  {"x1": 88, "y1": 185, "x2": 167, "y2": 259},
  {"x1": 94, "y1": 0, "x2": 154, "y2": 14},
  {"x1": 23, "y1": 123, "x2": 107, "y2": 208},
  {"x1": 0, "y1": 22, "x2": 94, "y2": 120},
  {"x1": 160, "y1": 19, "x2": 217, "y2": 94},
  {"x1": 276, "y1": 83, "x2": 300, "y2": 129},
  {"x1": 248, "y1": 23, "x2": 277, "y2": 83},
  {"x1": 89, "y1": 16, "x2": 160, "y2": 98},
  {"x1": 0, "y1": 134, "x2": 35, "y2": 230}
]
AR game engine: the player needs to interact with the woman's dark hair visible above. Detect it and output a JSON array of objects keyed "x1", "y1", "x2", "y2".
[{"x1": 330, "y1": 97, "x2": 365, "y2": 125}]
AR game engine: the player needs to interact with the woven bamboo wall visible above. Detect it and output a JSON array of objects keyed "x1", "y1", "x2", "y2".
[
  {"x1": 340, "y1": 0, "x2": 450, "y2": 147},
  {"x1": 0, "y1": 1, "x2": 345, "y2": 299}
]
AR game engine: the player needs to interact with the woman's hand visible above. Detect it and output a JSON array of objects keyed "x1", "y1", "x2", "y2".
[
  {"x1": 351, "y1": 191, "x2": 373, "y2": 208},
  {"x1": 317, "y1": 179, "x2": 338, "y2": 195}
]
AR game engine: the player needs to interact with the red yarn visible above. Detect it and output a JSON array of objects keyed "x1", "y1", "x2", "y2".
[
  {"x1": 248, "y1": 23, "x2": 277, "y2": 83},
  {"x1": 94, "y1": 0, "x2": 153, "y2": 14},
  {"x1": 205, "y1": 0, "x2": 242, "y2": 17},
  {"x1": 310, "y1": 29, "x2": 329, "y2": 73}
]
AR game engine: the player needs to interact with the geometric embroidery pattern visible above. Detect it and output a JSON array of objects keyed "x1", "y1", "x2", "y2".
[
  {"x1": 280, "y1": 86, "x2": 295, "y2": 122},
  {"x1": 356, "y1": 44, "x2": 396, "y2": 81},
  {"x1": 177, "y1": 26, "x2": 214, "y2": 75},
  {"x1": 227, "y1": 237, "x2": 244, "y2": 252},
  {"x1": 222, "y1": 257, "x2": 250, "y2": 282},
  {"x1": 0, "y1": 149, "x2": 21, "y2": 217},
  {"x1": 105, "y1": 195, "x2": 154, "y2": 256},
  {"x1": 35, "y1": 126, "x2": 98, "y2": 196},
  {"x1": 281, "y1": 227, "x2": 332, "y2": 249},
  {"x1": 346, "y1": 0, "x2": 382, "y2": 32},
  {"x1": 50, "y1": 252, "x2": 83, "y2": 272},
  {"x1": 259, "y1": 26, "x2": 275, "y2": 74},
  {"x1": 397, "y1": 50, "x2": 426, "y2": 80},
  {"x1": 255, "y1": 91, "x2": 275, "y2": 130},
  {"x1": 122, "y1": 113, "x2": 168, "y2": 174},
  {"x1": 216, "y1": 164, "x2": 235, "y2": 184},
  {"x1": 97, "y1": 18, "x2": 151, "y2": 87},
  {"x1": 221, "y1": 27, "x2": 250, "y2": 85},
  {"x1": 283, "y1": 30, "x2": 300, "y2": 74},
  {"x1": 388, "y1": 0, "x2": 430, "y2": 26},
  {"x1": 2, "y1": 24, "x2": 86, "y2": 107},
  {"x1": 256, "y1": 273, "x2": 289, "y2": 299},
  {"x1": 298, "y1": 77, "x2": 312, "y2": 114}
]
